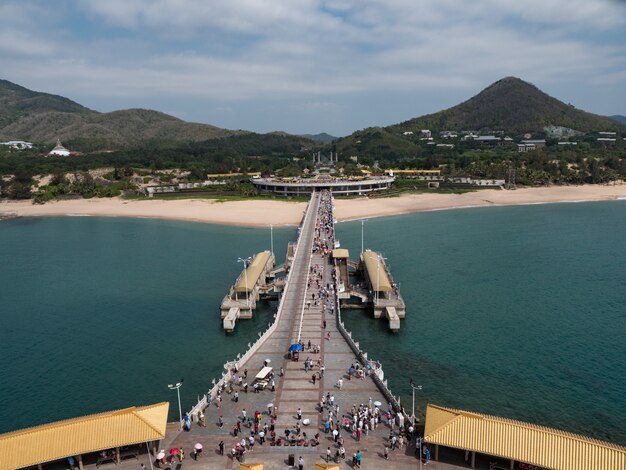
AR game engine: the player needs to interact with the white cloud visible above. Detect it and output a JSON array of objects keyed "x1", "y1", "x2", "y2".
[{"x1": 0, "y1": 0, "x2": 624, "y2": 134}]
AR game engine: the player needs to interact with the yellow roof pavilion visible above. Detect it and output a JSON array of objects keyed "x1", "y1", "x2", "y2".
[
  {"x1": 332, "y1": 248, "x2": 349, "y2": 259},
  {"x1": 0, "y1": 402, "x2": 169, "y2": 470},
  {"x1": 424, "y1": 404, "x2": 626, "y2": 470},
  {"x1": 235, "y1": 251, "x2": 272, "y2": 293},
  {"x1": 362, "y1": 249, "x2": 392, "y2": 292}
]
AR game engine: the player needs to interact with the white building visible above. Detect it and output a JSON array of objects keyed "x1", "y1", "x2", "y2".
[
  {"x1": 47, "y1": 139, "x2": 70, "y2": 157},
  {"x1": 0, "y1": 140, "x2": 33, "y2": 149}
]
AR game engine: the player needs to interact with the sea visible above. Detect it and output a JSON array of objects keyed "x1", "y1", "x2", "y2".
[{"x1": 0, "y1": 201, "x2": 625, "y2": 445}]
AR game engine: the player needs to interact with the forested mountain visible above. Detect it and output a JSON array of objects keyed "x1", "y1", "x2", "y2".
[{"x1": 0, "y1": 80, "x2": 244, "y2": 146}]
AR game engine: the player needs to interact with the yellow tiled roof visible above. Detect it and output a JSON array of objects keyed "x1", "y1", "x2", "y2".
[
  {"x1": 331, "y1": 248, "x2": 349, "y2": 259},
  {"x1": 0, "y1": 402, "x2": 169, "y2": 470},
  {"x1": 362, "y1": 249, "x2": 392, "y2": 292},
  {"x1": 424, "y1": 404, "x2": 626, "y2": 470},
  {"x1": 235, "y1": 251, "x2": 272, "y2": 293}
]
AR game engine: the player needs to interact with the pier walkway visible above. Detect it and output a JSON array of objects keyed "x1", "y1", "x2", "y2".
[{"x1": 164, "y1": 191, "x2": 425, "y2": 468}]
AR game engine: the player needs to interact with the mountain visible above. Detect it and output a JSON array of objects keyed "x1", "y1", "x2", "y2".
[
  {"x1": 609, "y1": 115, "x2": 626, "y2": 125},
  {"x1": 299, "y1": 133, "x2": 338, "y2": 144},
  {"x1": 389, "y1": 77, "x2": 625, "y2": 135},
  {"x1": 0, "y1": 79, "x2": 244, "y2": 146},
  {"x1": 332, "y1": 77, "x2": 625, "y2": 160}
]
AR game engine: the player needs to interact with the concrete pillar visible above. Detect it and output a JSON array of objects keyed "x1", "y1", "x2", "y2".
[
  {"x1": 471, "y1": 451, "x2": 476, "y2": 468},
  {"x1": 510, "y1": 460, "x2": 515, "y2": 470},
  {"x1": 77, "y1": 455, "x2": 83, "y2": 470},
  {"x1": 115, "y1": 447, "x2": 120, "y2": 465},
  {"x1": 435, "y1": 444, "x2": 439, "y2": 461},
  {"x1": 38, "y1": 464, "x2": 43, "y2": 470}
]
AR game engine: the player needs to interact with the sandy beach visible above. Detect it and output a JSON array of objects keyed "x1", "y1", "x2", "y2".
[{"x1": 2, "y1": 185, "x2": 626, "y2": 227}]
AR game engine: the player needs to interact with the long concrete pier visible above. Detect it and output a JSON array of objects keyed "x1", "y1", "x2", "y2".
[{"x1": 167, "y1": 190, "x2": 420, "y2": 468}]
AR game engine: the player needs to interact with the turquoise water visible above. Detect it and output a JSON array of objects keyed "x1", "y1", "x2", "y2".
[
  {"x1": 0, "y1": 216, "x2": 294, "y2": 433},
  {"x1": 1, "y1": 202, "x2": 625, "y2": 445},
  {"x1": 336, "y1": 201, "x2": 626, "y2": 445}
]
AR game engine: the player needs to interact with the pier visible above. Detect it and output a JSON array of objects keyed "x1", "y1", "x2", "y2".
[
  {"x1": 173, "y1": 189, "x2": 413, "y2": 467},
  {"x1": 332, "y1": 247, "x2": 406, "y2": 331},
  {"x1": 220, "y1": 250, "x2": 276, "y2": 332}
]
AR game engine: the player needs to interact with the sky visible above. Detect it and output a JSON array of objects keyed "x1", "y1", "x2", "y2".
[{"x1": 1, "y1": 0, "x2": 625, "y2": 136}]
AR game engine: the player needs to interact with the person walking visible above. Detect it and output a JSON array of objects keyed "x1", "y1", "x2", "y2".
[
  {"x1": 355, "y1": 450, "x2": 361, "y2": 468},
  {"x1": 259, "y1": 430, "x2": 265, "y2": 445},
  {"x1": 218, "y1": 415, "x2": 224, "y2": 428},
  {"x1": 297, "y1": 407, "x2": 302, "y2": 421},
  {"x1": 326, "y1": 447, "x2": 332, "y2": 462},
  {"x1": 242, "y1": 408, "x2": 247, "y2": 420},
  {"x1": 218, "y1": 441, "x2": 224, "y2": 456},
  {"x1": 312, "y1": 373, "x2": 316, "y2": 385},
  {"x1": 298, "y1": 456, "x2": 304, "y2": 470},
  {"x1": 234, "y1": 391, "x2": 239, "y2": 403},
  {"x1": 384, "y1": 445, "x2": 389, "y2": 460}
]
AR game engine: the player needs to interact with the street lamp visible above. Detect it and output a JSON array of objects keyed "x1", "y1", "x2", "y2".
[
  {"x1": 360, "y1": 219, "x2": 366, "y2": 255},
  {"x1": 410, "y1": 379, "x2": 423, "y2": 469},
  {"x1": 409, "y1": 379, "x2": 422, "y2": 421},
  {"x1": 168, "y1": 379, "x2": 184, "y2": 430},
  {"x1": 237, "y1": 256, "x2": 252, "y2": 306},
  {"x1": 270, "y1": 225, "x2": 274, "y2": 255}
]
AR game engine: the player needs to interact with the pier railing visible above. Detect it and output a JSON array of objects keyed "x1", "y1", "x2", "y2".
[{"x1": 187, "y1": 193, "x2": 317, "y2": 419}]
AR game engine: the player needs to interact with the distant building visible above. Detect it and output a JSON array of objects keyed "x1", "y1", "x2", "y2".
[
  {"x1": 521, "y1": 139, "x2": 546, "y2": 148},
  {"x1": 47, "y1": 139, "x2": 70, "y2": 157},
  {"x1": 474, "y1": 136, "x2": 501, "y2": 146},
  {"x1": 420, "y1": 129, "x2": 432, "y2": 139},
  {"x1": 597, "y1": 138, "x2": 616, "y2": 142},
  {"x1": 599, "y1": 131, "x2": 617, "y2": 136},
  {"x1": 402, "y1": 131, "x2": 414, "y2": 136},
  {"x1": 557, "y1": 142, "x2": 578, "y2": 146},
  {"x1": 517, "y1": 143, "x2": 535, "y2": 152},
  {"x1": 0, "y1": 140, "x2": 33, "y2": 149}
]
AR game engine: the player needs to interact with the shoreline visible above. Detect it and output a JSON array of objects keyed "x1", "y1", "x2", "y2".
[{"x1": 2, "y1": 185, "x2": 626, "y2": 227}]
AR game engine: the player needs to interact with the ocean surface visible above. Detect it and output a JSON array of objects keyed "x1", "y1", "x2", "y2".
[{"x1": 1, "y1": 202, "x2": 625, "y2": 445}]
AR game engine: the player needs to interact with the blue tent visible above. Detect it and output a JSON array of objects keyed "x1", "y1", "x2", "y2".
[{"x1": 289, "y1": 343, "x2": 304, "y2": 352}]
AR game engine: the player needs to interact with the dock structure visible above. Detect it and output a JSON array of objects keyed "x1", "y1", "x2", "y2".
[
  {"x1": 360, "y1": 249, "x2": 406, "y2": 330},
  {"x1": 331, "y1": 247, "x2": 406, "y2": 331},
  {"x1": 220, "y1": 250, "x2": 275, "y2": 332},
  {"x1": 174, "y1": 189, "x2": 411, "y2": 467}
]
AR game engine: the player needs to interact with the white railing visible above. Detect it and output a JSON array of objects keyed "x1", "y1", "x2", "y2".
[{"x1": 188, "y1": 193, "x2": 319, "y2": 419}]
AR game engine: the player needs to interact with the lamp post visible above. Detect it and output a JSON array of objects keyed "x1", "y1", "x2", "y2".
[
  {"x1": 409, "y1": 379, "x2": 422, "y2": 421},
  {"x1": 168, "y1": 379, "x2": 184, "y2": 430},
  {"x1": 361, "y1": 219, "x2": 365, "y2": 255},
  {"x1": 237, "y1": 256, "x2": 252, "y2": 306},
  {"x1": 410, "y1": 379, "x2": 423, "y2": 470},
  {"x1": 270, "y1": 225, "x2": 274, "y2": 255}
]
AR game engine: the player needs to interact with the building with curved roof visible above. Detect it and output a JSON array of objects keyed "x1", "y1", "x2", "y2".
[{"x1": 47, "y1": 139, "x2": 70, "y2": 157}]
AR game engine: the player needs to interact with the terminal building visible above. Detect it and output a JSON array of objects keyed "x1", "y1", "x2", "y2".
[{"x1": 251, "y1": 175, "x2": 395, "y2": 196}]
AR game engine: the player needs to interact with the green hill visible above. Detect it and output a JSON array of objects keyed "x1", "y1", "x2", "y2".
[
  {"x1": 0, "y1": 80, "x2": 244, "y2": 147},
  {"x1": 610, "y1": 115, "x2": 626, "y2": 125},
  {"x1": 390, "y1": 77, "x2": 624, "y2": 135},
  {"x1": 333, "y1": 77, "x2": 626, "y2": 160}
]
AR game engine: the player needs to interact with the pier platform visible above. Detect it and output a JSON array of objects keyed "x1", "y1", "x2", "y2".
[
  {"x1": 221, "y1": 250, "x2": 276, "y2": 332},
  {"x1": 167, "y1": 190, "x2": 421, "y2": 468}
]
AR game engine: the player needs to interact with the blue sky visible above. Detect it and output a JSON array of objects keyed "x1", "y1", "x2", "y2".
[{"x1": 1, "y1": 0, "x2": 625, "y2": 136}]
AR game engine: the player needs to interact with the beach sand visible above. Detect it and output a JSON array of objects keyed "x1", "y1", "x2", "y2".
[{"x1": 2, "y1": 185, "x2": 626, "y2": 227}]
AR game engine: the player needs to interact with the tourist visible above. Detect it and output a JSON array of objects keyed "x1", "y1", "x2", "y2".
[
  {"x1": 298, "y1": 456, "x2": 304, "y2": 470},
  {"x1": 384, "y1": 445, "x2": 389, "y2": 460},
  {"x1": 242, "y1": 408, "x2": 247, "y2": 420},
  {"x1": 218, "y1": 415, "x2": 224, "y2": 428},
  {"x1": 271, "y1": 379, "x2": 275, "y2": 392},
  {"x1": 218, "y1": 441, "x2": 224, "y2": 456},
  {"x1": 259, "y1": 430, "x2": 265, "y2": 444},
  {"x1": 234, "y1": 391, "x2": 239, "y2": 402},
  {"x1": 356, "y1": 450, "x2": 361, "y2": 467},
  {"x1": 178, "y1": 448, "x2": 184, "y2": 462}
]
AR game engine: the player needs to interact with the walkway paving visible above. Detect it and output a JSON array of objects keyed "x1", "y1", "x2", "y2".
[
  {"x1": 164, "y1": 190, "x2": 422, "y2": 467},
  {"x1": 73, "y1": 191, "x2": 483, "y2": 470}
]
